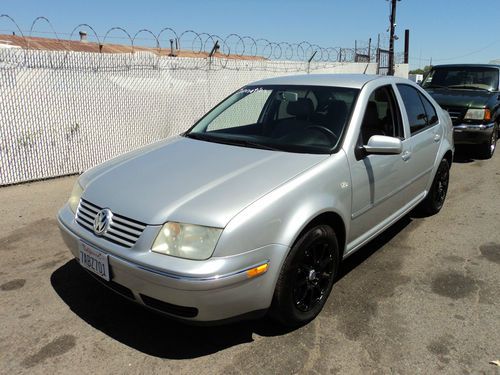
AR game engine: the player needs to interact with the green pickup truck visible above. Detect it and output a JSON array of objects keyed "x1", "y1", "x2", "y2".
[{"x1": 422, "y1": 64, "x2": 499, "y2": 158}]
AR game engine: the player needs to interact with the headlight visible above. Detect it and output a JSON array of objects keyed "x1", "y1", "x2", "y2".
[
  {"x1": 152, "y1": 222, "x2": 222, "y2": 260},
  {"x1": 68, "y1": 181, "x2": 84, "y2": 213},
  {"x1": 464, "y1": 108, "x2": 491, "y2": 121}
]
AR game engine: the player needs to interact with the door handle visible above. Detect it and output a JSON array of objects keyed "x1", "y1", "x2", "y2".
[
  {"x1": 401, "y1": 150, "x2": 411, "y2": 161},
  {"x1": 434, "y1": 134, "x2": 441, "y2": 142}
]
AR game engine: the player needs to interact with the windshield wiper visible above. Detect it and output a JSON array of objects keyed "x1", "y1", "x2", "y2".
[
  {"x1": 204, "y1": 136, "x2": 282, "y2": 151},
  {"x1": 448, "y1": 85, "x2": 490, "y2": 92},
  {"x1": 424, "y1": 84, "x2": 448, "y2": 89},
  {"x1": 230, "y1": 139, "x2": 283, "y2": 151},
  {"x1": 184, "y1": 133, "x2": 282, "y2": 151},
  {"x1": 184, "y1": 132, "x2": 215, "y2": 141}
]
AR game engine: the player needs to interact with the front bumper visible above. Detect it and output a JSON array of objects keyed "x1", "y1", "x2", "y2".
[
  {"x1": 57, "y1": 204, "x2": 288, "y2": 322},
  {"x1": 453, "y1": 122, "x2": 495, "y2": 145}
]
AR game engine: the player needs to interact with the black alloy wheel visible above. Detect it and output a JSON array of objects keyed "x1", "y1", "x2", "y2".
[
  {"x1": 434, "y1": 162, "x2": 449, "y2": 210},
  {"x1": 293, "y1": 241, "x2": 335, "y2": 312},
  {"x1": 270, "y1": 225, "x2": 340, "y2": 327},
  {"x1": 418, "y1": 158, "x2": 450, "y2": 216}
]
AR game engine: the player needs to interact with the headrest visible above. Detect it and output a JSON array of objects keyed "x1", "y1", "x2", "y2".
[
  {"x1": 327, "y1": 100, "x2": 348, "y2": 117},
  {"x1": 287, "y1": 98, "x2": 313, "y2": 118},
  {"x1": 365, "y1": 101, "x2": 379, "y2": 120}
]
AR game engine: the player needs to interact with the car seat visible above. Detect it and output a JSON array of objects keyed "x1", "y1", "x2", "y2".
[
  {"x1": 361, "y1": 101, "x2": 385, "y2": 144},
  {"x1": 271, "y1": 98, "x2": 314, "y2": 138}
]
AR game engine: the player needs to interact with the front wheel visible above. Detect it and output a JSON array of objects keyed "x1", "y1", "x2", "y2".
[
  {"x1": 269, "y1": 225, "x2": 340, "y2": 327},
  {"x1": 478, "y1": 123, "x2": 498, "y2": 159},
  {"x1": 418, "y1": 158, "x2": 450, "y2": 216}
]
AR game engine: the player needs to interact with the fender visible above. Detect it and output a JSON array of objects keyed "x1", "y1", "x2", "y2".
[{"x1": 214, "y1": 152, "x2": 352, "y2": 258}]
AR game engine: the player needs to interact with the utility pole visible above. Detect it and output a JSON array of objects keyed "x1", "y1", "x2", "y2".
[
  {"x1": 403, "y1": 29, "x2": 409, "y2": 64},
  {"x1": 388, "y1": 0, "x2": 399, "y2": 75}
]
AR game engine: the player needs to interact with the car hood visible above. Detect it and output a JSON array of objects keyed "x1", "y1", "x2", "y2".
[
  {"x1": 426, "y1": 88, "x2": 492, "y2": 108},
  {"x1": 81, "y1": 136, "x2": 328, "y2": 227}
]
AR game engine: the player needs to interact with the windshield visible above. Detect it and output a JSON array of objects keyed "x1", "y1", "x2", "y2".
[
  {"x1": 185, "y1": 85, "x2": 359, "y2": 154},
  {"x1": 422, "y1": 67, "x2": 499, "y2": 91}
]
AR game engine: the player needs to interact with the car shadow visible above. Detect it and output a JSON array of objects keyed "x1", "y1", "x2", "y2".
[
  {"x1": 51, "y1": 216, "x2": 413, "y2": 359},
  {"x1": 453, "y1": 145, "x2": 486, "y2": 163},
  {"x1": 51, "y1": 259, "x2": 294, "y2": 359}
]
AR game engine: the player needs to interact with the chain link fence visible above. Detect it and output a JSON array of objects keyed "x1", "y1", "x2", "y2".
[{"x1": 0, "y1": 15, "x2": 408, "y2": 185}]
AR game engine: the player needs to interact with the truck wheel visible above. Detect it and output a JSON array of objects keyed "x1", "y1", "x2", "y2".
[
  {"x1": 269, "y1": 225, "x2": 340, "y2": 327},
  {"x1": 479, "y1": 123, "x2": 498, "y2": 159}
]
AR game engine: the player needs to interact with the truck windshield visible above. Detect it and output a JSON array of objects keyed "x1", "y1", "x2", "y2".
[{"x1": 422, "y1": 67, "x2": 499, "y2": 91}]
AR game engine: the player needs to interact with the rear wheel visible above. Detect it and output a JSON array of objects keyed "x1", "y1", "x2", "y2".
[
  {"x1": 418, "y1": 158, "x2": 450, "y2": 216},
  {"x1": 270, "y1": 225, "x2": 340, "y2": 327},
  {"x1": 479, "y1": 123, "x2": 498, "y2": 159}
]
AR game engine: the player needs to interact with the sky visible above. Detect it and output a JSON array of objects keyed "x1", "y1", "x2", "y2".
[{"x1": 1, "y1": 0, "x2": 499, "y2": 69}]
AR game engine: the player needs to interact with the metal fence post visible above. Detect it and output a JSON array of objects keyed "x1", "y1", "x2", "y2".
[{"x1": 307, "y1": 51, "x2": 317, "y2": 73}]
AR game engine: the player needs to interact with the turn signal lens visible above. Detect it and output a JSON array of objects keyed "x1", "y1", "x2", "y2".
[
  {"x1": 246, "y1": 263, "x2": 269, "y2": 278},
  {"x1": 484, "y1": 109, "x2": 491, "y2": 122}
]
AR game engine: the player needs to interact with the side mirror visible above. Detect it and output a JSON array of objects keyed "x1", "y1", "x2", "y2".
[{"x1": 364, "y1": 135, "x2": 403, "y2": 155}]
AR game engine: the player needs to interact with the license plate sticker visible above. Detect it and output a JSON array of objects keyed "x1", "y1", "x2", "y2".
[{"x1": 79, "y1": 241, "x2": 110, "y2": 281}]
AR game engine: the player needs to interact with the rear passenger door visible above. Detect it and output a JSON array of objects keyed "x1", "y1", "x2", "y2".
[{"x1": 395, "y1": 84, "x2": 442, "y2": 193}]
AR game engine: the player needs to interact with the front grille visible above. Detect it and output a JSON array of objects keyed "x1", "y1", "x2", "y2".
[
  {"x1": 443, "y1": 107, "x2": 466, "y2": 125},
  {"x1": 76, "y1": 199, "x2": 146, "y2": 248}
]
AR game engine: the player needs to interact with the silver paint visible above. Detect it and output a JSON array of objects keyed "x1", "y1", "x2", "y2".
[{"x1": 58, "y1": 74, "x2": 454, "y2": 322}]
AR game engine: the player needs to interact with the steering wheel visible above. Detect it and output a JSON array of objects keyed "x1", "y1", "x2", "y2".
[{"x1": 306, "y1": 125, "x2": 339, "y2": 143}]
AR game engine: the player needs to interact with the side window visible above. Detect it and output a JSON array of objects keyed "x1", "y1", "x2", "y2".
[
  {"x1": 419, "y1": 93, "x2": 439, "y2": 126},
  {"x1": 360, "y1": 85, "x2": 403, "y2": 144},
  {"x1": 396, "y1": 84, "x2": 430, "y2": 135}
]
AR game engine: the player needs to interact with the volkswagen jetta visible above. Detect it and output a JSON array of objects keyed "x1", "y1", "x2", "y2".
[{"x1": 58, "y1": 74, "x2": 454, "y2": 326}]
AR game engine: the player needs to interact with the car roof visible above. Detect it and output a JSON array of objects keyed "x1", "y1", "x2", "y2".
[
  {"x1": 432, "y1": 63, "x2": 500, "y2": 69},
  {"x1": 249, "y1": 74, "x2": 385, "y2": 89}
]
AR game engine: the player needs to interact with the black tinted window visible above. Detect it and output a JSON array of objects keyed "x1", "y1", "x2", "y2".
[
  {"x1": 419, "y1": 93, "x2": 438, "y2": 126},
  {"x1": 397, "y1": 84, "x2": 428, "y2": 135}
]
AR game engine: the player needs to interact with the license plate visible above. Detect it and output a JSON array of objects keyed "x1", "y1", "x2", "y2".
[{"x1": 79, "y1": 241, "x2": 110, "y2": 281}]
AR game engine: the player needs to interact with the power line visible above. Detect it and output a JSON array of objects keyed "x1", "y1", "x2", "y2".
[
  {"x1": 408, "y1": 39, "x2": 500, "y2": 68},
  {"x1": 432, "y1": 39, "x2": 500, "y2": 62}
]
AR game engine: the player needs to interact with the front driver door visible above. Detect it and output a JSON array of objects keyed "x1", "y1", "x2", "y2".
[{"x1": 348, "y1": 84, "x2": 415, "y2": 250}]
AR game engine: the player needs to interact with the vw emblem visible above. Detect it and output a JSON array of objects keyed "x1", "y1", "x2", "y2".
[{"x1": 93, "y1": 208, "x2": 113, "y2": 236}]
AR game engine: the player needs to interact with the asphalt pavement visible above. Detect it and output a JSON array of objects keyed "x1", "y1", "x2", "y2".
[{"x1": 0, "y1": 147, "x2": 499, "y2": 374}]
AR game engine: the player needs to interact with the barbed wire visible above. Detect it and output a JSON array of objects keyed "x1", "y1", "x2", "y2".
[{"x1": 0, "y1": 14, "x2": 405, "y2": 65}]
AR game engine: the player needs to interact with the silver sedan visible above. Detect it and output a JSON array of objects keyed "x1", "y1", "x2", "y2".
[{"x1": 58, "y1": 74, "x2": 454, "y2": 326}]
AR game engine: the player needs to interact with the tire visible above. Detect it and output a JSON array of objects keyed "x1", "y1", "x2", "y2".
[
  {"x1": 269, "y1": 225, "x2": 340, "y2": 327},
  {"x1": 418, "y1": 158, "x2": 450, "y2": 216},
  {"x1": 478, "y1": 122, "x2": 498, "y2": 159}
]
